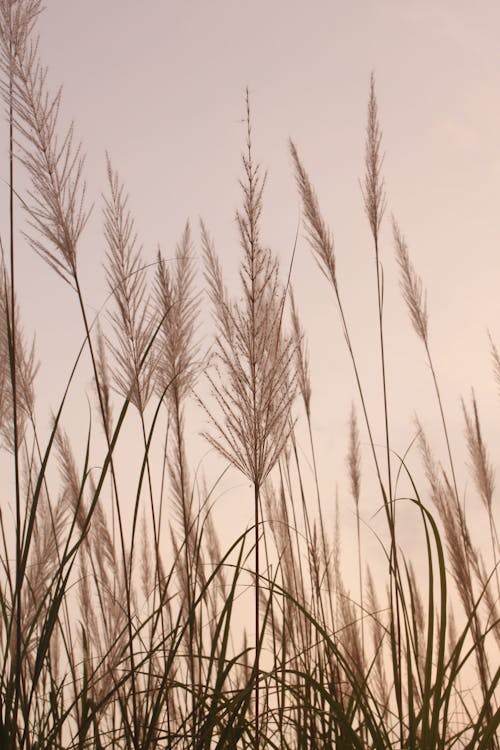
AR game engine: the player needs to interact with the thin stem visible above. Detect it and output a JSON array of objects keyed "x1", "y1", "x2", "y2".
[{"x1": 254, "y1": 480, "x2": 260, "y2": 748}]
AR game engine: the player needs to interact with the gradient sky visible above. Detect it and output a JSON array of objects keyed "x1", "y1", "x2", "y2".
[{"x1": 9, "y1": 1, "x2": 500, "y2": 570}]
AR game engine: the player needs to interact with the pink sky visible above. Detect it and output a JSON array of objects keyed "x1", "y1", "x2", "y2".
[{"x1": 8, "y1": 1, "x2": 499, "y2": 575}]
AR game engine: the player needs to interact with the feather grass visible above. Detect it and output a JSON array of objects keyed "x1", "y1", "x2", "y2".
[{"x1": 0, "y1": 6, "x2": 497, "y2": 747}]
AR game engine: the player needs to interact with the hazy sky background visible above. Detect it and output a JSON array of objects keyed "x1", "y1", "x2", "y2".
[{"x1": 9, "y1": 1, "x2": 500, "y2": 569}]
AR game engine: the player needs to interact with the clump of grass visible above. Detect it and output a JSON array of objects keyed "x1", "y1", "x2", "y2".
[
  {"x1": 200, "y1": 90, "x2": 296, "y2": 744},
  {"x1": 0, "y1": 3, "x2": 497, "y2": 749}
]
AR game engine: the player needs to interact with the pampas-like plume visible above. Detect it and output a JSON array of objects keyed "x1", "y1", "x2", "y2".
[
  {"x1": 462, "y1": 391, "x2": 499, "y2": 600},
  {"x1": 362, "y1": 73, "x2": 386, "y2": 243},
  {"x1": 488, "y1": 331, "x2": 500, "y2": 396},
  {"x1": 94, "y1": 322, "x2": 113, "y2": 434},
  {"x1": 462, "y1": 392, "x2": 494, "y2": 514},
  {"x1": 0, "y1": 263, "x2": 37, "y2": 450},
  {"x1": 0, "y1": 0, "x2": 41, "y2": 50},
  {"x1": 289, "y1": 288, "x2": 311, "y2": 419},
  {"x1": 55, "y1": 428, "x2": 87, "y2": 535},
  {"x1": 416, "y1": 421, "x2": 473, "y2": 602},
  {"x1": 393, "y1": 220, "x2": 428, "y2": 343},
  {"x1": 289, "y1": 141, "x2": 336, "y2": 288},
  {"x1": 347, "y1": 403, "x2": 364, "y2": 658},
  {"x1": 104, "y1": 155, "x2": 155, "y2": 411},
  {"x1": 0, "y1": 0, "x2": 88, "y2": 286},
  {"x1": 201, "y1": 199, "x2": 295, "y2": 486},
  {"x1": 347, "y1": 404, "x2": 361, "y2": 509},
  {"x1": 154, "y1": 222, "x2": 198, "y2": 406}
]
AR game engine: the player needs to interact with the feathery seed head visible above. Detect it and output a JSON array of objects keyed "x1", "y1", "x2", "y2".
[
  {"x1": 393, "y1": 219, "x2": 428, "y2": 343},
  {"x1": 362, "y1": 72, "x2": 386, "y2": 244},
  {"x1": 289, "y1": 288, "x2": 311, "y2": 418},
  {"x1": 155, "y1": 222, "x2": 199, "y2": 406},
  {"x1": 201, "y1": 100, "x2": 296, "y2": 487},
  {"x1": 488, "y1": 331, "x2": 500, "y2": 398},
  {"x1": 104, "y1": 156, "x2": 155, "y2": 410},
  {"x1": 0, "y1": 24, "x2": 89, "y2": 285},
  {"x1": 347, "y1": 403, "x2": 361, "y2": 508},
  {"x1": 462, "y1": 391, "x2": 495, "y2": 513},
  {"x1": 290, "y1": 139, "x2": 336, "y2": 288},
  {"x1": 0, "y1": 263, "x2": 37, "y2": 450}
]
